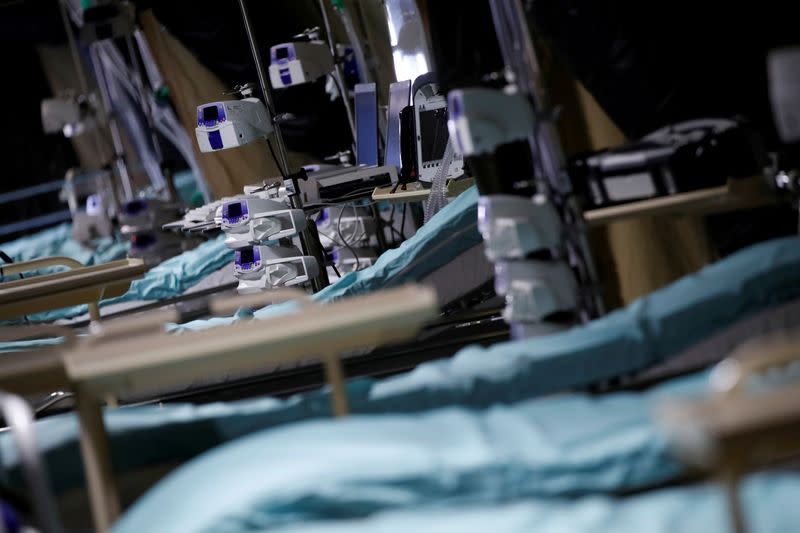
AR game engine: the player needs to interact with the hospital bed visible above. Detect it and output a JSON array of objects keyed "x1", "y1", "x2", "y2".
[
  {"x1": 0, "y1": 186, "x2": 493, "y2": 401},
  {"x1": 0, "y1": 223, "x2": 128, "y2": 272},
  {"x1": 108, "y1": 330, "x2": 800, "y2": 533},
  {"x1": 176, "y1": 474, "x2": 800, "y2": 533},
  {"x1": 0, "y1": 235, "x2": 234, "y2": 326},
  {"x1": 0, "y1": 170, "x2": 231, "y2": 325},
  {"x1": 0, "y1": 234, "x2": 799, "y2": 530},
  {"x1": 0, "y1": 256, "x2": 147, "y2": 322},
  {"x1": 0, "y1": 284, "x2": 438, "y2": 532},
  {"x1": 658, "y1": 333, "x2": 800, "y2": 533},
  {"x1": 0, "y1": 182, "x2": 487, "y2": 328}
]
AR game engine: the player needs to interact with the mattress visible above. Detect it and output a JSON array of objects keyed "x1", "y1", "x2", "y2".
[
  {"x1": 246, "y1": 473, "x2": 800, "y2": 533},
  {"x1": 3, "y1": 238, "x2": 800, "y2": 496},
  {"x1": 1, "y1": 235, "x2": 231, "y2": 324},
  {"x1": 110, "y1": 371, "x2": 708, "y2": 533}
]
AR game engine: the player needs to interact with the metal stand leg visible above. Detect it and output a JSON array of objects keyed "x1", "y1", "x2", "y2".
[
  {"x1": 237, "y1": 0, "x2": 329, "y2": 292},
  {"x1": 302, "y1": 223, "x2": 331, "y2": 292},
  {"x1": 90, "y1": 44, "x2": 134, "y2": 202},
  {"x1": 323, "y1": 355, "x2": 349, "y2": 417},
  {"x1": 318, "y1": 0, "x2": 356, "y2": 140},
  {"x1": 371, "y1": 204, "x2": 388, "y2": 253},
  {"x1": 0, "y1": 393, "x2": 63, "y2": 533},
  {"x1": 722, "y1": 469, "x2": 747, "y2": 533},
  {"x1": 75, "y1": 390, "x2": 119, "y2": 532},
  {"x1": 88, "y1": 302, "x2": 101, "y2": 323}
]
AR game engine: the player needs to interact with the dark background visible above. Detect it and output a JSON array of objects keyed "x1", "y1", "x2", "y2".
[
  {"x1": 1, "y1": 0, "x2": 798, "y2": 250},
  {"x1": 0, "y1": 0, "x2": 351, "y2": 242}
]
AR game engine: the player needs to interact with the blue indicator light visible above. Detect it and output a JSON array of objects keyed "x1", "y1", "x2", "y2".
[{"x1": 208, "y1": 130, "x2": 223, "y2": 150}]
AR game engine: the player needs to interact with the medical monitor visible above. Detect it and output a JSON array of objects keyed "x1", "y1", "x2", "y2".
[
  {"x1": 354, "y1": 83, "x2": 379, "y2": 167},
  {"x1": 385, "y1": 80, "x2": 411, "y2": 171}
]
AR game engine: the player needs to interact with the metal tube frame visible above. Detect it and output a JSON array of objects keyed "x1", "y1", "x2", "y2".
[
  {"x1": 488, "y1": 0, "x2": 605, "y2": 319},
  {"x1": 0, "y1": 392, "x2": 63, "y2": 533},
  {"x1": 58, "y1": 0, "x2": 125, "y2": 207},
  {"x1": 237, "y1": 0, "x2": 330, "y2": 292},
  {"x1": 89, "y1": 43, "x2": 135, "y2": 201},
  {"x1": 318, "y1": 0, "x2": 357, "y2": 141},
  {"x1": 122, "y1": 32, "x2": 178, "y2": 203}
]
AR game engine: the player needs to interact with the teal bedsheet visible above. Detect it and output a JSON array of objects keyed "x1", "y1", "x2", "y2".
[
  {"x1": 1, "y1": 236, "x2": 799, "y2": 493},
  {"x1": 258, "y1": 473, "x2": 800, "y2": 533},
  {"x1": 0, "y1": 223, "x2": 128, "y2": 274},
  {"x1": 111, "y1": 372, "x2": 706, "y2": 533}
]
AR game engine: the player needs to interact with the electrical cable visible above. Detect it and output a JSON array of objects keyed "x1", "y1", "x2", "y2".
[
  {"x1": 316, "y1": 229, "x2": 346, "y2": 248},
  {"x1": 267, "y1": 139, "x2": 289, "y2": 180},
  {"x1": 318, "y1": 206, "x2": 368, "y2": 245},
  {"x1": 330, "y1": 263, "x2": 342, "y2": 278},
  {"x1": 400, "y1": 202, "x2": 408, "y2": 239},
  {"x1": 387, "y1": 204, "x2": 396, "y2": 245},
  {"x1": 380, "y1": 206, "x2": 404, "y2": 245},
  {"x1": 336, "y1": 205, "x2": 361, "y2": 271},
  {"x1": 322, "y1": 221, "x2": 367, "y2": 246}
]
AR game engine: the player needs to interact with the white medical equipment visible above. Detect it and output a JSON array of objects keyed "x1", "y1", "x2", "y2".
[
  {"x1": 448, "y1": 87, "x2": 581, "y2": 338},
  {"x1": 268, "y1": 40, "x2": 334, "y2": 89},
  {"x1": 292, "y1": 165, "x2": 399, "y2": 204},
  {"x1": 162, "y1": 181, "x2": 288, "y2": 234},
  {"x1": 413, "y1": 77, "x2": 463, "y2": 184},
  {"x1": 217, "y1": 197, "x2": 307, "y2": 249},
  {"x1": 448, "y1": 89, "x2": 535, "y2": 157},
  {"x1": 316, "y1": 206, "x2": 375, "y2": 249},
  {"x1": 201, "y1": 183, "x2": 319, "y2": 292},
  {"x1": 41, "y1": 92, "x2": 101, "y2": 138},
  {"x1": 119, "y1": 198, "x2": 187, "y2": 265},
  {"x1": 768, "y1": 46, "x2": 800, "y2": 144},
  {"x1": 60, "y1": 169, "x2": 116, "y2": 244},
  {"x1": 286, "y1": 84, "x2": 399, "y2": 204},
  {"x1": 195, "y1": 97, "x2": 273, "y2": 153},
  {"x1": 163, "y1": 196, "x2": 246, "y2": 233},
  {"x1": 332, "y1": 247, "x2": 377, "y2": 273},
  {"x1": 233, "y1": 244, "x2": 319, "y2": 293}
]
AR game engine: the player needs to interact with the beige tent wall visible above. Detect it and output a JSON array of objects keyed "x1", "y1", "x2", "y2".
[{"x1": 139, "y1": 10, "x2": 319, "y2": 199}]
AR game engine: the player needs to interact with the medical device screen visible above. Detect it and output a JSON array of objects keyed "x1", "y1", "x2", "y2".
[
  {"x1": 355, "y1": 83, "x2": 379, "y2": 166},
  {"x1": 203, "y1": 105, "x2": 219, "y2": 122},
  {"x1": 385, "y1": 80, "x2": 411, "y2": 170},
  {"x1": 227, "y1": 202, "x2": 242, "y2": 218},
  {"x1": 419, "y1": 107, "x2": 449, "y2": 163},
  {"x1": 238, "y1": 247, "x2": 255, "y2": 264}
]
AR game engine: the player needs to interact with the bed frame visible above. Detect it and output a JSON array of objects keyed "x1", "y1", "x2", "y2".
[
  {"x1": 657, "y1": 332, "x2": 800, "y2": 533},
  {"x1": 0, "y1": 257, "x2": 147, "y2": 322},
  {"x1": 0, "y1": 284, "x2": 438, "y2": 532}
]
